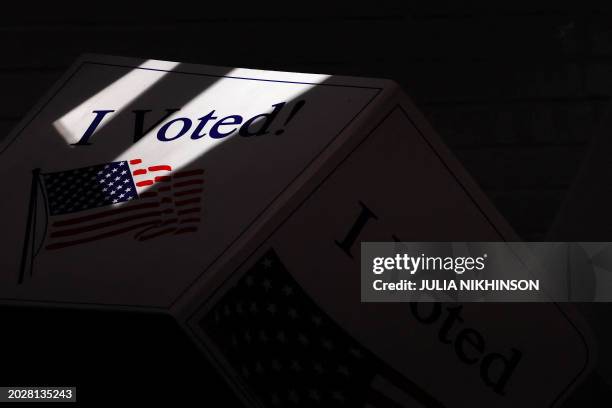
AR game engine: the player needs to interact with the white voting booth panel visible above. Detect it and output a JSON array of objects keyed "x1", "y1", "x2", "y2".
[{"x1": 0, "y1": 55, "x2": 593, "y2": 407}]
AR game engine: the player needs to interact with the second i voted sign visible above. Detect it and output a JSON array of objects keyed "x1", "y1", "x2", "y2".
[
  {"x1": 178, "y1": 100, "x2": 593, "y2": 407},
  {"x1": 0, "y1": 54, "x2": 594, "y2": 407}
]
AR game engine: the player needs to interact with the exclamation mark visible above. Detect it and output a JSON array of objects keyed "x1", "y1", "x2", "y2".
[{"x1": 275, "y1": 100, "x2": 306, "y2": 135}]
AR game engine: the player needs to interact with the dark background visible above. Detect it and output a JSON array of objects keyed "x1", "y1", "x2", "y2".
[{"x1": 0, "y1": 3, "x2": 611, "y2": 406}]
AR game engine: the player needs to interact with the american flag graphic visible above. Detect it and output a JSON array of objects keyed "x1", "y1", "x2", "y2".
[
  {"x1": 39, "y1": 158, "x2": 204, "y2": 250},
  {"x1": 199, "y1": 249, "x2": 444, "y2": 408}
]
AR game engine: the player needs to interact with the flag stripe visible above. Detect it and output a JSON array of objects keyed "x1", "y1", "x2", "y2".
[
  {"x1": 149, "y1": 165, "x2": 172, "y2": 172},
  {"x1": 174, "y1": 169, "x2": 204, "y2": 178},
  {"x1": 174, "y1": 179, "x2": 204, "y2": 188},
  {"x1": 175, "y1": 188, "x2": 203, "y2": 197},
  {"x1": 177, "y1": 207, "x2": 201, "y2": 216},
  {"x1": 133, "y1": 218, "x2": 178, "y2": 239},
  {"x1": 49, "y1": 211, "x2": 161, "y2": 238},
  {"x1": 51, "y1": 201, "x2": 159, "y2": 227},
  {"x1": 45, "y1": 220, "x2": 159, "y2": 250},
  {"x1": 179, "y1": 218, "x2": 200, "y2": 224},
  {"x1": 140, "y1": 192, "x2": 158, "y2": 198},
  {"x1": 138, "y1": 226, "x2": 177, "y2": 241},
  {"x1": 370, "y1": 375, "x2": 425, "y2": 408},
  {"x1": 175, "y1": 226, "x2": 198, "y2": 234},
  {"x1": 176, "y1": 197, "x2": 201, "y2": 207}
]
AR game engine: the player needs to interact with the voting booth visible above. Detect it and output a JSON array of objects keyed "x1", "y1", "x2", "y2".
[{"x1": 0, "y1": 54, "x2": 593, "y2": 407}]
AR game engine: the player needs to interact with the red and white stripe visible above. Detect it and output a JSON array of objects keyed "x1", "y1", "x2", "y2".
[{"x1": 45, "y1": 158, "x2": 204, "y2": 250}]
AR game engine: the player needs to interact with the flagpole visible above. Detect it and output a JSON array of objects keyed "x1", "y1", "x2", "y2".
[{"x1": 18, "y1": 168, "x2": 40, "y2": 284}]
